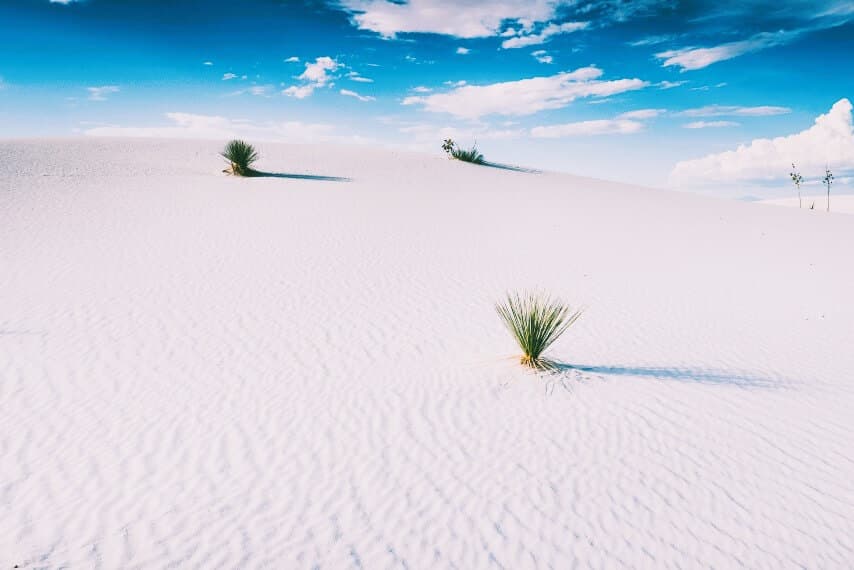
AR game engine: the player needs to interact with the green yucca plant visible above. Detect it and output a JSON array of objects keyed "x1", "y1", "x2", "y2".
[
  {"x1": 221, "y1": 139, "x2": 259, "y2": 176},
  {"x1": 496, "y1": 292, "x2": 583, "y2": 370},
  {"x1": 451, "y1": 144, "x2": 485, "y2": 164}
]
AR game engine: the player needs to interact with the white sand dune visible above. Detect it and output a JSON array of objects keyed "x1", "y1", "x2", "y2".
[
  {"x1": 761, "y1": 194, "x2": 854, "y2": 214},
  {"x1": 2, "y1": 137, "x2": 854, "y2": 569}
]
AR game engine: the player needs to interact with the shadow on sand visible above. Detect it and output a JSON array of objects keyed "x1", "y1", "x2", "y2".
[
  {"x1": 248, "y1": 170, "x2": 351, "y2": 182},
  {"x1": 546, "y1": 362, "x2": 785, "y2": 389},
  {"x1": 481, "y1": 161, "x2": 541, "y2": 174}
]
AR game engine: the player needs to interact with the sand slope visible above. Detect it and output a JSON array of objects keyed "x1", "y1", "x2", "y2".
[{"x1": 2, "y1": 138, "x2": 854, "y2": 569}]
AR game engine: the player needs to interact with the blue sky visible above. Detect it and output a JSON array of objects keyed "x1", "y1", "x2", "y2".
[{"x1": 1, "y1": 0, "x2": 853, "y2": 195}]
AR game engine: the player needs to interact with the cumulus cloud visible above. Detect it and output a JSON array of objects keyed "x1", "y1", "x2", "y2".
[
  {"x1": 456, "y1": 47, "x2": 471, "y2": 55},
  {"x1": 283, "y1": 85, "x2": 315, "y2": 99},
  {"x1": 334, "y1": 0, "x2": 564, "y2": 38},
  {"x1": 402, "y1": 67, "x2": 647, "y2": 119},
  {"x1": 680, "y1": 105, "x2": 790, "y2": 117},
  {"x1": 284, "y1": 56, "x2": 300, "y2": 63},
  {"x1": 87, "y1": 86, "x2": 119, "y2": 101},
  {"x1": 656, "y1": 30, "x2": 799, "y2": 71},
  {"x1": 283, "y1": 56, "x2": 339, "y2": 99},
  {"x1": 340, "y1": 89, "x2": 375, "y2": 102},
  {"x1": 670, "y1": 98, "x2": 854, "y2": 184},
  {"x1": 83, "y1": 112, "x2": 370, "y2": 144},
  {"x1": 531, "y1": 119, "x2": 644, "y2": 137},
  {"x1": 683, "y1": 121, "x2": 740, "y2": 129},
  {"x1": 501, "y1": 21, "x2": 588, "y2": 49}
]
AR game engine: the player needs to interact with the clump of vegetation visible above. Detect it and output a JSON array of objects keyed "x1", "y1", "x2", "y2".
[
  {"x1": 221, "y1": 139, "x2": 259, "y2": 176},
  {"x1": 822, "y1": 166, "x2": 834, "y2": 212},
  {"x1": 495, "y1": 291, "x2": 583, "y2": 371},
  {"x1": 789, "y1": 163, "x2": 804, "y2": 209},
  {"x1": 442, "y1": 138, "x2": 485, "y2": 165}
]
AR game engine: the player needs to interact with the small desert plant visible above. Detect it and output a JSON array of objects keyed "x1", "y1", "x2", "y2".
[
  {"x1": 495, "y1": 291, "x2": 583, "y2": 370},
  {"x1": 442, "y1": 138, "x2": 485, "y2": 164},
  {"x1": 451, "y1": 144, "x2": 485, "y2": 164},
  {"x1": 221, "y1": 139, "x2": 259, "y2": 176},
  {"x1": 822, "y1": 166, "x2": 834, "y2": 212},
  {"x1": 789, "y1": 163, "x2": 804, "y2": 208}
]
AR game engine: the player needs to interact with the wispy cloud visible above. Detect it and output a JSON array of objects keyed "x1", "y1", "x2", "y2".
[
  {"x1": 531, "y1": 119, "x2": 644, "y2": 138},
  {"x1": 656, "y1": 30, "x2": 800, "y2": 71},
  {"x1": 680, "y1": 105, "x2": 790, "y2": 117},
  {"x1": 340, "y1": 88, "x2": 375, "y2": 102},
  {"x1": 87, "y1": 85, "x2": 119, "y2": 101},
  {"x1": 347, "y1": 71, "x2": 373, "y2": 83},
  {"x1": 222, "y1": 73, "x2": 237, "y2": 80},
  {"x1": 657, "y1": 80, "x2": 687, "y2": 90},
  {"x1": 284, "y1": 56, "x2": 300, "y2": 63},
  {"x1": 84, "y1": 112, "x2": 371, "y2": 144},
  {"x1": 618, "y1": 108, "x2": 666, "y2": 120},
  {"x1": 456, "y1": 47, "x2": 471, "y2": 55},
  {"x1": 402, "y1": 67, "x2": 647, "y2": 119},
  {"x1": 683, "y1": 120, "x2": 740, "y2": 129},
  {"x1": 671, "y1": 98, "x2": 854, "y2": 184},
  {"x1": 501, "y1": 21, "x2": 588, "y2": 49},
  {"x1": 531, "y1": 50, "x2": 553, "y2": 64}
]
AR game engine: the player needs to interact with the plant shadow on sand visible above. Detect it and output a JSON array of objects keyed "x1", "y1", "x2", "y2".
[
  {"x1": 481, "y1": 161, "x2": 541, "y2": 174},
  {"x1": 248, "y1": 170, "x2": 351, "y2": 182},
  {"x1": 542, "y1": 362, "x2": 787, "y2": 390}
]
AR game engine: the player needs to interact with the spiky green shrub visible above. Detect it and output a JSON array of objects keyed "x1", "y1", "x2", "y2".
[
  {"x1": 221, "y1": 139, "x2": 259, "y2": 176},
  {"x1": 496, "y1": 292, "x2": 582, "y2": 370},
  {"x1": 451, "y1": 144, "x2": 485, "y2": 164}
]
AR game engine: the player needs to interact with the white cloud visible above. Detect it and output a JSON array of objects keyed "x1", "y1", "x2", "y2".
[
  {"x1": 531, "y1": 119, "x2": 644, "y2": 138},
  {"x1": 398, "y1": 122, "x2": 525, "y2": 148},
  {"x1": 203, "y1": 61, "x2": 213, "y2": 66},
  {"x1": 222, "y1": 73, "x2": 237, "y2": 81},
  {"x1": 283, "y1": 85, "x2": 315, "y2": 99},
  {"x1": 283, "y1": 56, "x2": 340, "y2": 99},
  {"x1": 456, "y1": 47, "x2": 471, "y2": 55},
  {"x1": 49, "y1": 0, "x2": 78, "y2": 4},
  {"x1": 87, "y1": 86, "x2": 119, "y2": 101},
  {"x1": 531, "y1": 50, "x2": 553, "y2": 64},
  {"x1": 683, "y1": 120, "x2": 740, "y2": 129},
  {"x1": 657, "y1": 80, "x2": 687, "y2": 90},
  {"x1": 618, "y1": 108, "x2": 665, "y2": 120},
  {"x1": 656, "y1": 30, "x2": 799, "y2": 71},
  {"x1": 501, "y1": 21, "x2": 588, "y2": 49},
  {"x1": 410, "y1": 86, "x2": 432, "y2": 93},
  {"x1": 347, "y1": 71, "x2": 374, "y2": 83},
  {"x1": 298, "y1": 56, "x2": 338, "y2": 85},
  {"x1": 340, "y1": 89, "x2": 375, "y2": 102},
  {"x1": 680, "y1": 105, "x2": 791, "y2": 117},
  {"x1": 335, "y1": 0, "x2": 564, "y2": 38},
  {"x1": 402, "y1": 67, "x2": 647, "y2": 119},
  {"x1": 229, "y1": 85, "x2": 274, "y2": 97},
  {"x1": 284, "y1": 56, "x2": 300, "y2": 63},
  {"x1": 83, "y1": 112, "x2": 370, "y2": 145},
  {"x1": 671, "y1": 98, "x2": 854, "y2": 184}
]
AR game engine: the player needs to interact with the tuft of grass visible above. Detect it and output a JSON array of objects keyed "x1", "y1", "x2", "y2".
[
  {"x1": 495, "y1": 291, "x2": 582, "y2": 370},
  {"x1": 451, "y1": 144, "x2": 485, "y2": 164},
  {"x1": 221, "y1": 139, "x2": 259, "y2": 176}
]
